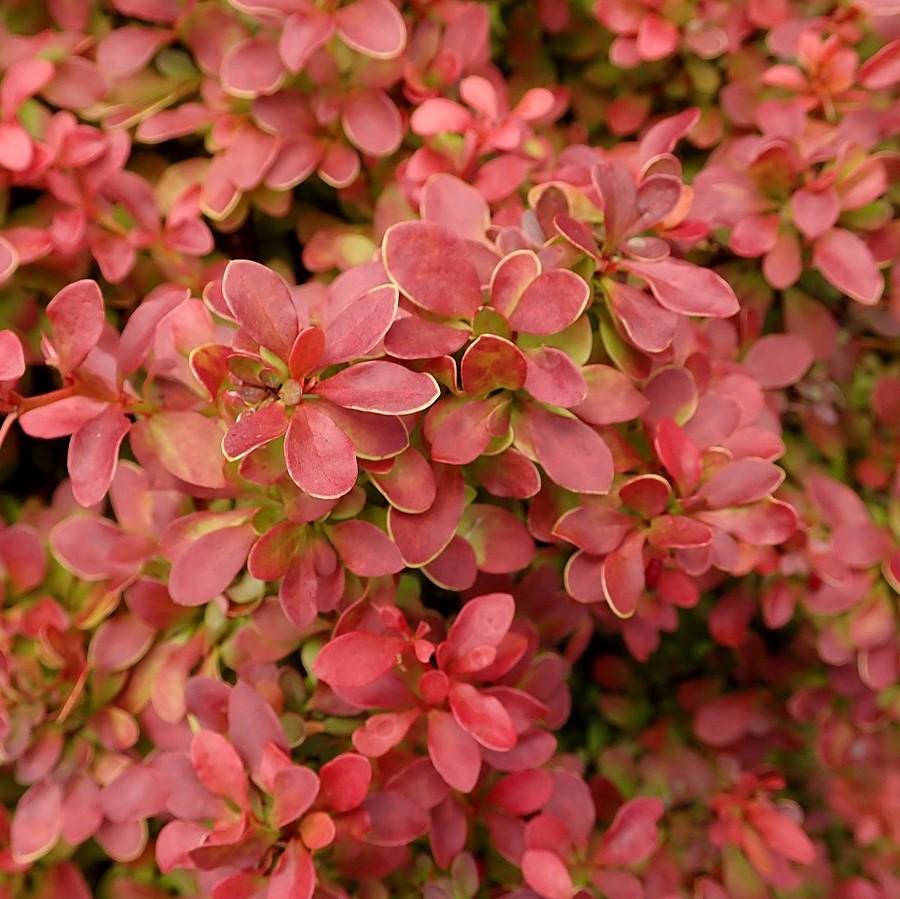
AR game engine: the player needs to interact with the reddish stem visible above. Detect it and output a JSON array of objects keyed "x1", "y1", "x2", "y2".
[{"x1": 14, "y1": 384, "x2": 78, "y2": 413}]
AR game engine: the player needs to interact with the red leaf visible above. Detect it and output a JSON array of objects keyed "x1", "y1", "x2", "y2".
[
  {"x1": 524, "y1": 405, "x2": 613, "y2": 494},
  {"x1": 68, "y1": 406, "x2": 131, "y2": 507},
  {"x1": 595, "y1": 797, "x2": 664, "y2": 867},
  {"x1": 222, "y1": 259, "x2": 298, "y2": 359},
  {"x1": 601, "y1": 533, "x2": 646, "y2": 618},
  {"x1": 449, "y1": 682, "x2": 517, "y2": 751},
  {"x1": 624, "y1": 257, "x2": 739, "y2": 318},
  {"x1": 313, "y1": 632, "x2": 404, "y2": 688},
  {"x1": 574, "y1": 365, "x2": 648, "y2": 425},
  {"x1": 507, "y1": 269, "x2": 590, "y2": 335},
  {"x1": 284, "y1": 403, "x2": 358, "y2": 499},
  {"x1": 191, "y1": 730, "x2": 249, "y2": 806},
  {"x1": 813, "y1": 228, "x2": 884, "y2": 306},
  {"x1": 328, "y1": 519, "x2": 404, "y2": 576},
  {"x1": 427, "y1": 710, "x2": 482, "y2": 793},
  {"x1": 522, "y1": 849, "x2": 574, "y2": 899},
  {"x1": 46, "y1": 279, "x2": 104, "y2": 373},
  {"x1": 321, "y1": 284, "x2": 398, "y2": 366},
  {"x1": 383, "y1": 221, "x2": 482, "y2": 319},
  {"x1": 654, "y1": 419, "x2": 701, "y2": 495},
  {"x1": 223, "y1": 403, "x2": 289, "y2": 461},
  {"x1": 148, "y1": 411, "x2": 227, "y2": 489},
  {"x1": 11, "y1": 781, "x2": 63, "y2": 864},
  {"x1": 523, "y1": 346, "x2": 587, "y2": 408},
  {"x1": 646, "y1": 515, "x2": 712, "y2": 549},
  {"x1": 698, "y1": 459, "x2": 785, "y2": 508},
  {"x1": 228, "y1": 682, "x2": 288, "y2": 773},
  {"x1": 389, "y1": 465, "x2": 466, "y2": 565},
  {"x1": 461, "y1": 335, "x2": 527, "y2": 395},
  {"x1": 607, "y1": 280, "x2": 678, "y2": 353},
  {"x1": 269, "y1": 840, "x2": 316, "y2": 899},
  {"x1": 272, "y1": 766, "x2": 320, "y2": 827},
  {"x1": 100, "y1": 765, "x2": 167, "y2": 823},
  {"x1": 447, "y1": 592, "x2": 515, "y2": 657},
  {"x1": 316, "y1": 360, "x2": 439, "y2": 414},
  {"x1": 319, "y1": 753, "x2": 372, "y2": 812},
  {"x1": 747, "y1": 806, "x2": 816, "y2": 865},
  {"x1": 369, "y1": 447, "x2": 437, "y2": 513},
  {"x1": 695, "y1": 499, "x2": 798, "y2": 546},
  {"x1": 169, "y1": 524, "x2": 256, "y2": 606}
]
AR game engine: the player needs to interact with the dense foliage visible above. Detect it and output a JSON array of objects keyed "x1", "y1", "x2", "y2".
[{"x1": 0, "y1": 1, "x2": 898, "y2": 898}]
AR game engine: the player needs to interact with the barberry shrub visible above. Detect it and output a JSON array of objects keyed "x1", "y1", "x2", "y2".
[{"x1": 0, "y1": 1, "x2": 898, "y2": 898}]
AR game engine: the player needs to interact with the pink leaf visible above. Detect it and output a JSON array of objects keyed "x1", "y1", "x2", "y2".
[
  {"x1": 525, "y1": 405, "x2": 613, "y2": 494},
  {"x1": 68, "y1": 407, "x2": 131, "y2": 507},
  {"x1": 813, "y1": 228, "x2": 884, "y2": 306},
  {"x1": 316, "y1": 361, "x2": 439, "y2": 414},
  {"x1": 96, "y1": 26, "x2": 170, "y2": 79},
  {"x1": 313, "y1": 632, "x2": 405, "y2": 688},
  {"x1": 284, "y1": 403, "x2": 358, "y2": 499},
  {"x1": 420, "y1": 173, "x2": 490, "y2": 242},
  {"x1": 191, "y1": 730, "x2": 249, "y2": 806},
  {"x1": 46, "y1": 279, "x2": 104, "y2": 373},
  {"x1": 228, "y1": 682, "x2": 288, "y2": 773},
  {"x1": 335, "y1": 0, "x2": 406, "y2": 58},
  {"x1": 383, "y1": 222, "x2": 482, "y2": 319},
  {"x1": 743, "y1": 333, "x2": 814, "y2": 389},
  {"x1": 222, "y1": 260, "x2": 298, "y2": 359},
  {"x1": 280, "y1": 10, "x2": 334, "y2": 73},
  {"x1": 100, "y1": 765, "x2": 167, "y2": 823},
  {"x1": 791, "y1": 187, "x2": 839, "y2": 240},
  {"x1": 0, "y1": 123, "x2": 32, "y2": 172},
  {"x1": 328, "y1": 520, "x2": 404, "y2": 576},
  {"x1": 428, "y1": 710, "x2": 482, "y2": 793},
  {"x1": 624, "y1": 257, "x2": 739, "y2": 318},
  {"x1": 11, "y1": 781, "x2": 62, "y2": 864},
  {"x1": 859, "y1": 39, "x2": 900, "y2": 89},
  {"x1": 342, "y1": 89, "x2": 403, "y2": 157},
  {"x1": 221, "y1": 37, "x2": 285, "y2": 98},
  {"x1": 0, "y1": 329, "x2": 26, "y2": 381}
]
